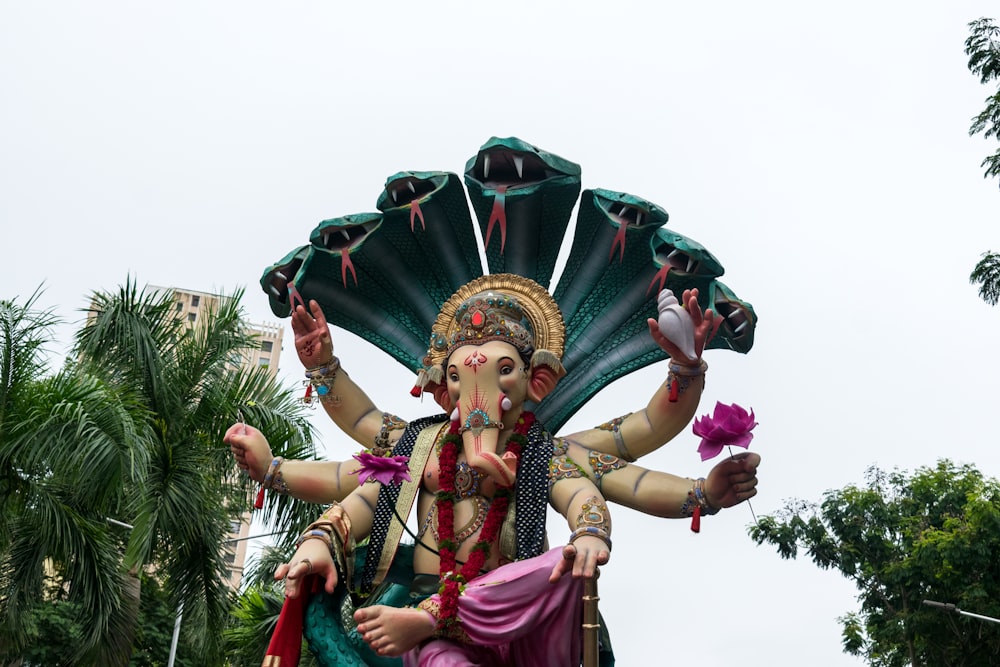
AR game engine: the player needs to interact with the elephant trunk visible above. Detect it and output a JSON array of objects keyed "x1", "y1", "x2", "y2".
[{"x1": 459, "y1": 393, "x2": 518, "y2": 488}]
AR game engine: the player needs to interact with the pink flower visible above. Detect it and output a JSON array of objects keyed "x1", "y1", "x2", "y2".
[
  {"x1": 351, "y1": 453, "x2": 412, "y2": 486},
  {"x1": 692, "y1": 402, "x2": 757, "y2": 461}
]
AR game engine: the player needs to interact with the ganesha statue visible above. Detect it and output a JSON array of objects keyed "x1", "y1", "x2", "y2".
[{"x1": 225, "y1": 138, "x2": 760, "y2": 666}]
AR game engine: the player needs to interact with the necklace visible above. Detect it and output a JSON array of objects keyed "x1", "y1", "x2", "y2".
[{"x1": 435, "y1": 412, "x2": 534, "y2": 634}]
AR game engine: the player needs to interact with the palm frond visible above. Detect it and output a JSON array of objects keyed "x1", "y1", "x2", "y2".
[
  {"x1": 76, "y1": 277, "x2": 184, "y2": 412},
  {"x1": 224, "y1": 585, "x2": 286, "y2": 666},
  {"x1": 158, "y1": 492, "x2": 235, "y2": 663},
  {"x1": 0, "y1": 287, "x2": 59, "y2": 431},
  {"x1": 241, "y1": 545, "x2": 297, "y2": 591},
  {"x1": 1, "y1": 480, "x2": 125, "y2": 653},
  {"x1": 9, "y1": 371, "x2": 152, "y2": 506}
]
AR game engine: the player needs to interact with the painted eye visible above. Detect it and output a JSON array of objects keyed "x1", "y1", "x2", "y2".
[
  {"x1": 499, "y1": 363, "x2": 514, "y2": 375},
  {"x1": 449, "y1": 372, "x2": 459, "y2": 383}
]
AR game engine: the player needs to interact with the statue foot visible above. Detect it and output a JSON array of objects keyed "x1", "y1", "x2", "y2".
[{"x1": 354, "y1": 605, "x2": 436, "y2": 657}]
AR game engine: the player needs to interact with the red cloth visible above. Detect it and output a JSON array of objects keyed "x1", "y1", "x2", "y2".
[{"x1": 261, "y1": 576, "x2": 317, "y2": 667}]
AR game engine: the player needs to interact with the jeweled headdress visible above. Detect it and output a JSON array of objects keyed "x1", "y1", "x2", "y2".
[{"x1": 416, "y1": 274, "x2": 566, "y2": 391}]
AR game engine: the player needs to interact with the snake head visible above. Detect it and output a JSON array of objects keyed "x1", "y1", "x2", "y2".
[
  {"x1": 309, "y1": 213, "x2": 382, "y2": 254},
  {"x1": 260, "y1": 247, "x2": 309, "y2": 316},
  {"x1": 706, "y1": 281, "x2": 757, "y2": 353},
  {"x1": 377, "y1": 171, "x2": 451, "y2": 211},
  {"x1": 464, "y1": 136, "x2": 581, "y2": 192},
  {"x1": 650, "y1": 227, "x2": 725, "y2": 279}
]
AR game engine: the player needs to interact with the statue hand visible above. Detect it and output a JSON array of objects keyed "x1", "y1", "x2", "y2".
[
  {"x1": 549, "y1": 537, "x2": 610, "y2": 583},
  {"x1": 224, "y1": 422, "x2": 273, "y2": 483},
  {"x1": 291, "y1": 299, "x2": 335, "y2": 369},
  {"x1": 704, "y1": 451, "x2": 760, "y2": 509},
  {"x1": 646, "y1": 288, "x2": 720, "y2": 366},
  {"x1": 275, "y1": 538, "x2": 338, "y2": 597}
]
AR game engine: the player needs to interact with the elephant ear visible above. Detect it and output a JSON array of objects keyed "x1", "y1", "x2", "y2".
[
  {"x1": 527, "y1": 350, "x2": 565, "y2": 403},
  {"x1": 432, "y1": 383, "x2": 454, "y2": 414}
]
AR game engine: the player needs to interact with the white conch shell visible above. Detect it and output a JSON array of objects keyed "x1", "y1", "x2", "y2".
[{"x1": 656, "y1": 289, "x2": 697, "y2": 360}]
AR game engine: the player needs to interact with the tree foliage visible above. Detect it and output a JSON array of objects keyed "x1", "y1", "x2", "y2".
[
  {"x1": 0, "y1": 573, "x2": 199, "y2": 667},
  {"x1": 0, "y1": 282, "x2": 318, "y2": 665},
  {"x1": 967, "y1": 18, "x2": 1000, "y2": 179},
  {"x1": 966, "y1": 18, "x2": 1000, "y2": 305},
  {"x1": 750, "y1": 460, "x2": 1000, "y2": 667},
  {"x1": 969, "y1": 251, "x2": 1000, "y2": 305}
]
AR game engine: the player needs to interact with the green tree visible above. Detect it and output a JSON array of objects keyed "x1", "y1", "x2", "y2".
[
  {"x1": 969, "y1": 252, "x2": 1000, "y2": 305},
  {"x1": 750, "y1": 460, "x2": 1000, "y2": 667},
  {"x1": 129, "y1": 575, "x2": 198, "y2": 667},
  {"x1": 966, "y1": 18, "x2": 1000, "y2": 305},
  {"x1": 0, "y1": 573, "x2": 199, "y2": 667},
  {"x1": 0, "y1": 289, "x2": 148, "y2": 664},
  {"x1": 1, "y1": 282, "x2": 318, "y2": 665}
]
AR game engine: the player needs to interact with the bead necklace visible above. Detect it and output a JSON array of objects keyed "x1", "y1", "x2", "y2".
[{"x1": 435, "y1": 412, "x2": 534, "y2": 634}]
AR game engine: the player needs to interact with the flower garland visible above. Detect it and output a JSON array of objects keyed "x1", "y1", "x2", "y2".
[{"x1": 435, "y1": 412, "x2": 534, "y2": 635}]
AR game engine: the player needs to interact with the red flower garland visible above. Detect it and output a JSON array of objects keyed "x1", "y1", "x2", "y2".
[{"x1": 435, "y1": 412, "x2": 534, "y2": 634}]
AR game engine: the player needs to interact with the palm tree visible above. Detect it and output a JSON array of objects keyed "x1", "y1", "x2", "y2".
[
  {"x1": 1, "y1": 289, "x2": 150, "y2": 664},
  {"x1": 2, "y1": 281, "x2": 319, "y2": 665},
  {"x1": 75, "y1": 280, "x2": 317, "y2": 663}
]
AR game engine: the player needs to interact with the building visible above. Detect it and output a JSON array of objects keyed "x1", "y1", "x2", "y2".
[{"x1": 153, "y1": 286, "x2": 284, "y2": 590}]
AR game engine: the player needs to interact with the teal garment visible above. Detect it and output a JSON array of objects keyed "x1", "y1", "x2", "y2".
[
  {"x1": 303, "y1": 582, "x2": 419, "y2": 667},
  {"x1": 303, "y1": 543, "x2": 423, "y2": 667}
]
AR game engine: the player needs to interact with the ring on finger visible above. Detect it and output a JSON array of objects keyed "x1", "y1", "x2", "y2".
[{"x1": 300, "y1": 558, "x2": 313, "y2": 575}]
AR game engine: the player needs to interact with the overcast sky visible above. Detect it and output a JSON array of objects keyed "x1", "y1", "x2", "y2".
[{"x1": 5, "y1": 2, "x2": 1000, "y2": 665}]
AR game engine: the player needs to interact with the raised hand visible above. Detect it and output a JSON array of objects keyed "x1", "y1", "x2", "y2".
[
  {"x1": 291, "y1": 298, "x2": 335, "y2": 369},
  {"x1": 703, "y1": 451, "x2": 760, "y2": 509},
  {"x1": 275, "y1": 537, "x2": 339, "y2": 597},
  {"x1": 646, "y1": 288, "x2": 721, "y2": 366},
  {"x1": 223, "y1": 422, "x2": 273, "y2": 483}
]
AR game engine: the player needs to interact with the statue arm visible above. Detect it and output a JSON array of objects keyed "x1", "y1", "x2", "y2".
[
  {"x1": 291, "y1": 298, "x2": 398, "y2": 449},
  {"x1": 560, "y1": 440, "x2": 759, "y2": 518},
  {"x1": 562, "y1": 369, "x2": 704, "y2": 462},
  {"x1": 225, "y1": 421, "x2": 409, "y2": 504},
  {"x1": 560, "y1": 288, "x2": 715, "y2": 460},
  {"x1": 278, "y1": 478, "x2": 382, "y2": 599},
  {"x1": 547, "y1": 472, "x2": 612, "y2": 580},
  {"x1": 226, "y1": 301, "x2": 413, "y2": 502}
]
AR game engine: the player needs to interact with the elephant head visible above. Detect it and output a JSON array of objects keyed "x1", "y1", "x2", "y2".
[{"x1": 417, "y1": 275, "x2": 566, "y2": 487}]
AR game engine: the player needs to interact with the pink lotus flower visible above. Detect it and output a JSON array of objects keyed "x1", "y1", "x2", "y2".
[
  {"x1": 692, "y1": 402, "x2": 757, "y2": 461},
  {"x1": 351, "y1": 453, "x2": 412, "y2": 486}
]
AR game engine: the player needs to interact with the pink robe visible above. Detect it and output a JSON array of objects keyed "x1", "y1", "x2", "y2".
[{"x1": 404, "y1": 548, "x2": 584, "y2": 667}]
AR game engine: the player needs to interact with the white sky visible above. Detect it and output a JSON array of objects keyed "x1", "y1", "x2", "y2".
[{"x1": 4, "y1": 2, "x2": 1000, "y2": 665}]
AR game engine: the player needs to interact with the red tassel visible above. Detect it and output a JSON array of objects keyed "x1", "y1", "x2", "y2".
[
  {"x1": 668, "y1": 379, "x2": 679, "y2": 403},
  {"x1": 410, "y1": 385, "x2": 422, "y2": 397},
  {"x1": 691, "y1": 505, "x2": 701, "y2": 533},
  {"x1": 254, "y1": 487, "x2": 265, "y2": 510}
]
